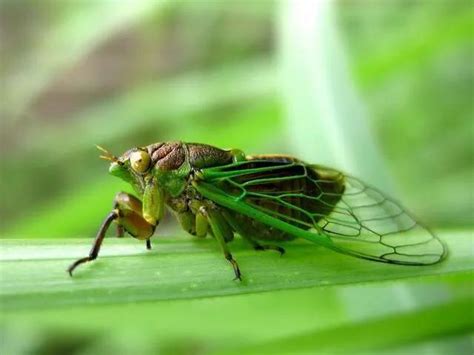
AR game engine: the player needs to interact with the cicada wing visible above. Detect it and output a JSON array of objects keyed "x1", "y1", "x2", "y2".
[
  {"x1": 309, "y1": 167, "x2": 446, "y2": 264},
  {"x1": 196, "y1": 159, "x2": 446, "y2": 265}
]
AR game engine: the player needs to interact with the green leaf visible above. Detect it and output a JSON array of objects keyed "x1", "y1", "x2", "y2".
[
  {"x1": 229, "y1": 297, "x2": 473, "y2": 354},
  {"x1": 1, "y1": 230, "x2": 472, "y2": 354},
  {"x1": 2, "y1": 273, "x2": 471, "y2": 354},
  {"x1": 0, "y1": 230, "x2": 471, "y2": 311}
]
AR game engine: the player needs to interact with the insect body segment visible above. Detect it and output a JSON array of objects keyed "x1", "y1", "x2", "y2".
[{"x1": 68, "y1": 141, "x2": 446, "y2": 279}]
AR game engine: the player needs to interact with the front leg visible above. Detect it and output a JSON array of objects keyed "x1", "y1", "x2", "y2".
[
  {"x1": 67, "y1": 192, "x2": 158, "y2": 276},
  {"x1": 142, "y1": 176, "x2": 165, "y2": 226},
  {"x1": 67, "y1": 210, "x2": 118, "y2": 276}
]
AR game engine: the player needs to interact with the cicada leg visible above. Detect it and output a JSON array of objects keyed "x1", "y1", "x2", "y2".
[
  {"x1": 222, "y1": 211, "x2": 285, "y2": 256},
  {"x1": 195, "y1": 208, "x2": 209, "y2": 238},
  {"x1": 114, "y1": 192, "x2": 155, "y2": 243},
  {"x1": 67, "y1": 192, "x2": 156, "y2": 276},
  {"x1": 253, "y1": 243, "x2": 286, "y2": 255},
  {"x1": 175, "y1": 208, "x2": 212, "y2": 239},
  {"x1": 116, "y1": 224, "x2": 124, "y2": 238},
  {"x1": 67, "y1": 210, "x2": 118, "y2": 276},
  {"x1": 194, "y1": 204, "x2": 241, "y2": 281}
]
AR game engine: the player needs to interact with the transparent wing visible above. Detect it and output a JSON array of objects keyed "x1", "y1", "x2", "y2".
[
  {"x1": 197, "y1": 159, "x2": 446, "y2": 265},
  {"x1": 310, "y1": 167, "x2": 446, "y2": 264}
]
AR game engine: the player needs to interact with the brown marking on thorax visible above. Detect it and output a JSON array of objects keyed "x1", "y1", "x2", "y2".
[
  {"x1": 145, "y1": 141, "x2": 233, "y2": 171},
  {"x1": 187, "y1": 143, "x2": 233, "y2": 168},
  {"x1": 147, "y1": 142, "x2": 185, "y2": 171}
]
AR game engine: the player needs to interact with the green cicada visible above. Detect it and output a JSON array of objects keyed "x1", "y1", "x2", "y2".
[{"x1": 68, "y1": 141, "x2": 446, "y2": 279}]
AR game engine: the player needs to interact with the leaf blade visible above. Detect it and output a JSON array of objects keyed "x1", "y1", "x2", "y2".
[{"x1": 0, "y1": 230, "x2": 471, "y2": 311}]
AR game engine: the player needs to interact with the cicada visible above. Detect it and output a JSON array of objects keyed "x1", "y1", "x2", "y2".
[{"x1": 68, "y1": 141, "x2": 447, "y2": 279}]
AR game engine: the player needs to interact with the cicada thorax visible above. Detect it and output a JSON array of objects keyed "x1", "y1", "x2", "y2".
[
  {"x1": 144, "y1": 142, "x2": 235, "y2": 198},
  {"x1": 187, "y1": 143, "x2": 234, "y2": 168},
  {"x1": 218, "y1": 156, "x2": 345, "y2": 242},
  {"x1": 147, "y1": 142, "x2": 234, "y2": 171}
]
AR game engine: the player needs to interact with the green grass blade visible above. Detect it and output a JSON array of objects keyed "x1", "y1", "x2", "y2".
[
  {"x1": 230, "y1": 298, "x2": 473, "y2": 354},
  {"x1": 1, "y1": 272, "x2": 470, "y2": 354},
  {"x1": 0, "y1": 230, "x2": 471, "y2": 311}
]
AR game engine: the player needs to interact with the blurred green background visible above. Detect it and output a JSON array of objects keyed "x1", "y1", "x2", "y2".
[{"x1": 1, "y1": 1, "x2": 473, "y2": 354}]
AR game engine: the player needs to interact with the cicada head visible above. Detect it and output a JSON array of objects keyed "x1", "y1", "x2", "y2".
[{"x1": 96, "y1": 145, "x2": 152, "y2": 194}]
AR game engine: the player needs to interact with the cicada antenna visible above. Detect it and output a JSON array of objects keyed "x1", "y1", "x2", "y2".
[{"x1": 96, "y1": 145, "x2": 118, "y2": 162}]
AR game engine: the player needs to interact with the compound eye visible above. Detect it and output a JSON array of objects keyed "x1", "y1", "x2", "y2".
[{"x1": 130, "y1": 150, "x2": 151, "y2": 173}]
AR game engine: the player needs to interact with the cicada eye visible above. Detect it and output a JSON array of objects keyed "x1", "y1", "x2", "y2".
[{"x1": 130, "y1": 150, "x2": 151, "y2": 173}]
